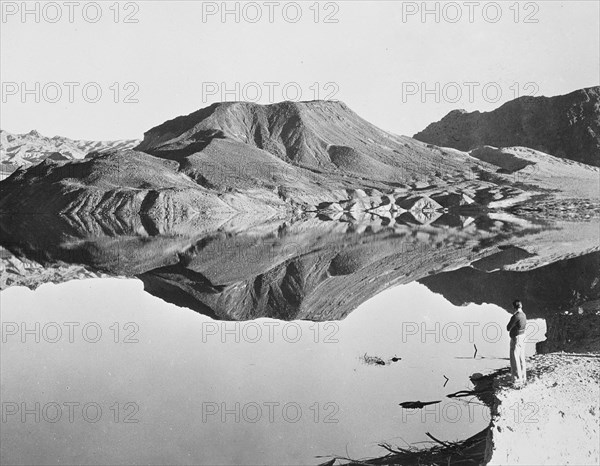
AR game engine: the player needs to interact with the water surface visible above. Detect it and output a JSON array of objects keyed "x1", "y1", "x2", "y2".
[
  {"x1": 1, "y1": 278, "x2": 545, "y2": 465},
  {"x1": 2, "y1": 213, "x2": 597, "y2": 464}
]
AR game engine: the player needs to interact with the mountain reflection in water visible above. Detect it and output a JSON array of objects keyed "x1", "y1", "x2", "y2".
[{"x1": 1, "y1": 211, "x2": 598, "y2": 321}]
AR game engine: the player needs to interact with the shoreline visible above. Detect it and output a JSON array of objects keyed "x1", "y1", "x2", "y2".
[
  {"x1": 331, "y1": 353, "x2": 599, "y2": 466},
  {"x1": 330, "y1": 311, "x2": 600, "y2": 466}
]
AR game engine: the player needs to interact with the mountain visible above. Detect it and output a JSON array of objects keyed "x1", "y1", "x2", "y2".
[
  {"x1": 0, "y1": 129, "x2": 140, "y2": 178},
  {"x1": 1, "y1": 99, "x2": 598, "y2": 225},
  {"x1": 414, "y1": 86, "x2": 600, "y2": 167},
  {"x1": 0, "y1": 101, "x2": 501, "y2": 221},
  {"x1": 137, "y1": 100, "x2": 473, "y2": 181}
]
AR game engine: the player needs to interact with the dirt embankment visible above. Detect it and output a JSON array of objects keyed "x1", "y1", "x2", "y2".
[
  {"x1": 484, "y1": 310, "x2": 600, "y2": 465},
  {"x1": 484, "y1": 352, "x2": 599, "y2": 465}
]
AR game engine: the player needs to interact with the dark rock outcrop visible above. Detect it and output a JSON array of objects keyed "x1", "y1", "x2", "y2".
[{"x1": 537, "y1": 311, "x2": 600, "y2": 353}]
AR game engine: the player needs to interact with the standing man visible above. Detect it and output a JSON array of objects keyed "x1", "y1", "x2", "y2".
[{"x1": 507, "y1": 299, "x2": 527, "y2": 387}]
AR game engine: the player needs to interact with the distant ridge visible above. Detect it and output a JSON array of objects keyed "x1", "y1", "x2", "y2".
[
  {"x1": 414, "y1": 86, "x2": 600, "y2": 167},
  {"x1": 0, "y1": 129, "x2": 140, "y2": 176}
]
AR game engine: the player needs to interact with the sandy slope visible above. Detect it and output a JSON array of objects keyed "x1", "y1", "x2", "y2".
[{"x1": 469, "y1": 145, "x2": 600, "y2": 200}]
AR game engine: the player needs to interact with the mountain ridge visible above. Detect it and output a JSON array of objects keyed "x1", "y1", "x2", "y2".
[{"x1": 414, "y1": 86, "x2": 600, "y2": 167}]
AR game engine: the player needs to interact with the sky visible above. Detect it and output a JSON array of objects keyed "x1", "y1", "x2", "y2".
[{"x1": 1, "y1": 1, "x2": 599, "y2": 141}]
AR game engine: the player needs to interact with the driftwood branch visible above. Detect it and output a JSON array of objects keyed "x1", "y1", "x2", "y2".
[{"x1": 425, "y1": 432, "x2": 453, "y2": 447}]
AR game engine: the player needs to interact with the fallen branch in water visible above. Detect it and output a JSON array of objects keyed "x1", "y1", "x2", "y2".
[
  {"x1": 425, "y1": 432, "x2": 453, "y2": 447},
  {"x1": 324, "y1": 428, "x2": 490, "y2": 465}
]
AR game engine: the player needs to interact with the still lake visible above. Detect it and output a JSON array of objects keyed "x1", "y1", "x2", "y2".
[{"x1": 1, "y1": 276, "x2": 544, "y2": 465}]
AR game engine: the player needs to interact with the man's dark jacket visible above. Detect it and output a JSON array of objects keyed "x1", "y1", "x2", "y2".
[{"x1": 507, "y1": 311, "x2": 527, "y2": 338}]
